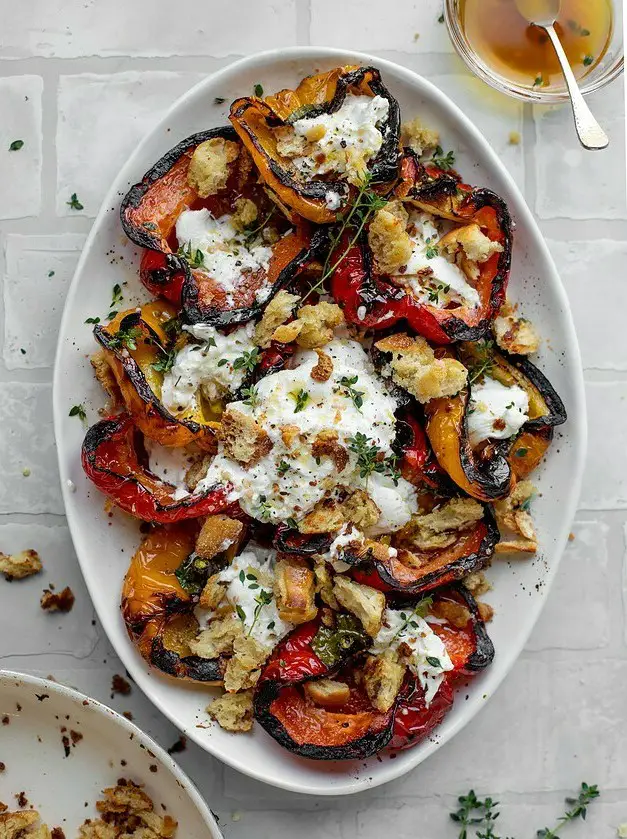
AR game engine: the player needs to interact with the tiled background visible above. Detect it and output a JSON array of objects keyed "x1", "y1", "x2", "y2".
[{"x1": 1, "y1": 2, "x2": 626, "y2": 836}]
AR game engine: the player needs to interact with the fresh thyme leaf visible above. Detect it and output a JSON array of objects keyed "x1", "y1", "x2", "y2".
[
  {"x1": 310, "y1": 613, "x2": 369, "y2": 667},
  {"x1": 48, "y1": 270, "x2": 55, "y2": 277},
  {"x1": 468, "y1": 340, "x2": 495, "y2": 385},
  {"x1": 536, "y1": 782, "x2": 600, "y2": 839},
  {"x1": 247, "y1": 588, "x2": 273, "y2": 637},
  {"x1": 217, "y1": 358, "x2": 228, "y2": 367},
  {"x1": 514, "y1": 447, "x2": 528, "y2": 458},
  {"x1": 236, "y1": 604, "x2": 246, "y2": 623},
  {"x1": 426, "y1": 655, "x2": 441, "y2": 667},
  {"x1": 583, "y1": 54, "x2": 594, "y2": 66},
  {"x1": 339, "y1": 375, "x2": 365, "y2": 411},
  {"x1": 9, "y1": 140, "x2": 24, "y2": 151},
  {"x1": 438, "y1": 12, "x2": 444, "y2": 23},
  {"x1": 110, "y1": 283, "x2": 123, "y2": 309},
  {"x1": 257, "y1": 494, "x2": 273, "y2": 521},
  {"x1": 69, "y1": 403, "x2": 87, "y2": 422},
  {"x1": 177, "y1": 242, "x2": 205, "y2": 268},
  {"x1": 84, "y1": 316, "x2": 100, "y2": 324},
  {"x1": 277, "y1": 460, "x2": 291, "y2": 476},
  {"x1": 232, "y1": 347, "x2": 261, "y2": 374},
  {"x1": 347, "y1": 432, "x2": 384, "y2": 479},
  {"x1": 108, "y1": 326, "x2": 144, "y2": 352},
  {"x1": 67, "y1": 192, "x2": 84, "y2": 210},
  {"x1": 303, "y1": 171, "x2": 388, "y2": 301},
  {"x1": 151, "y1": 348, "x2": 177, "y2": 374},
  {"x1": 163, "y1": 316, "x2": 182, "y2": 338},
  {"x1": 430, "y1": 145, "x2": 456, "y2": 171},
  {"x1": 141, "y1": 221, "x2": 158, "y2": 231},
  {"x1": 214, "y1": 96, "x2": 226, "y2": 105},
  {"x1": 241, "y1": 385, "x2": 260, "y2": 409},
  {"x1": 253, "y1": 83, "x2": 264, "y2": 97},
  {"x1": 291, "y1": 388, "x2": 310, "y2": 413},
  {"x1": 286, "y1": 517, "x2": 298, "y2": 530}
]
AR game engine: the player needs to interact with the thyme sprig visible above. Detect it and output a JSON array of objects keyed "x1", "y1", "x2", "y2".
[
  {"x1": 302, "y1": 172, "x2": 388, "y2": 301},
  {"x1": 537, "y1": 783, "x2": 600, "y2": 839},
  {"x1": 338, "y1": 375, "x2": 365, "y2": 411},
  {"x1": 241, "y1": 385, "x2": 260, "y2": 409},
  {"x1": 108, "y1": 325, "x2": 143, "y2": 352},
  {"x1": 468, "y1": 340, "x2": 495, "y2": 385},
  {"x1": 347, "y1": 432, "x2": 400, "y2": 484}
]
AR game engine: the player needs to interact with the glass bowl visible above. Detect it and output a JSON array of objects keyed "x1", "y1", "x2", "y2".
[{"x1": 445, "y1": 0, "x2": 624, "y2": 102}]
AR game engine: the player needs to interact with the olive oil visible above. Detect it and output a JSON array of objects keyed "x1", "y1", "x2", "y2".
[{"x1": 459, "y1": 0, "x2": 613, "y2": 90}]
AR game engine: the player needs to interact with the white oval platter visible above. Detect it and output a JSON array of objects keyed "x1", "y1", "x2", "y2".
[{"x1": 53, "y1": 47, "x2": 586, "y2": 796}]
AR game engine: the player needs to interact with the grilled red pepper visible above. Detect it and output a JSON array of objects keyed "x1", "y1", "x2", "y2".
[
  {"x1": 81, "y1": 414, "x2": 232, "y2": 523},
  {"x1": 390, "y1": 675, "x2": 454, "y2": 751},
  {"x1": 140, "y1": 250, "x2": 185, "y2": 305},
  {"x1": 330, "y1": 153, "x2": 512, "y2": 344}
]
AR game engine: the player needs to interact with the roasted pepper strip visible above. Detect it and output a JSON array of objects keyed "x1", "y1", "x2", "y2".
[
  {"x1": 121, "y1": 523, "x2": 223, "y2": 682},
  {"x1": 330, "y1": 153, "x2": 512, "y2": 344},
  {"x1": 94, "y1": 303, "x2": 219, "y2": 449},
  {"x1": 390, "y1": 674, "x2": 454, "y2": 751},
  {"x1": 347, "y1": 507, "x2": 498, "y2": 596},
  {"x1": 424, "y1": 345, "x2": 566, "y2": 501},
  {"x1": 81, "y1": 414, "x2": 231, "y2": 523},
  {"x1": 230, "y1": 66, "x2": 401, "y2": 224}
]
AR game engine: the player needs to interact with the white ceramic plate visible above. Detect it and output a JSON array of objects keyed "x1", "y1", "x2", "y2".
[
  {"x1": 0, "y1": 671, "x2": 221, "y2": 837},
  {"x1": 53, "y1": 47, "x2": 586, "y2": 795}
]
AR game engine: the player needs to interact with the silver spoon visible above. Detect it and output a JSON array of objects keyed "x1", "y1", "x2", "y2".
[{"x1": 515, "y1": 0, "x2": 609, "y2": 150}]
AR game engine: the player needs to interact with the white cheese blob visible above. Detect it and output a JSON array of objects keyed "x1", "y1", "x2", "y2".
[
  {"x1": 371, "y1": 607, "x2": 454, "y2": 706},
  {"x1": 291, "y1": 94, "x2": 390, "y2": 185},
  {"x1": 175, "y1": 208, "x2": 272, "y2": 300},
  {"x1": 217, "y1": 551, "x2": 293, "y2": 649},
  {"x1": 160, "y1": 322, "x2": 255, "y2": 415},
  {"x1": 394, "y1": 210, "x2": 480, "y2": 310},
  {"x1": 466, "y1": 376, "x2": 529, "y2": 446},
  {"x1": 328, "y1": 523, "x2": 362, "y2": 572},
  {"x1": 198, "y1": 338, "x2": 418, "y2": 530}
]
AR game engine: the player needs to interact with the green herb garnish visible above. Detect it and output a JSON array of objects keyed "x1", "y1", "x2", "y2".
[
  {"x1": 9, "y1": 140, "x2": 24, "y2": 151},
  {"x1": 177, "y1": 242, "x2": 205, "y2": 268},
  {"x1": 108, "y1": 325, "x2": 143, "y2": 352},
  {"x1": 241, "y1": 385, "x2": 260, "y2": 409},
  {"x1": 253, "y1": 83, "x2": 264, "y2": 97},
  {"x1": 338, "y1": 375, "x2": 365, "y2": 411},
  {"x1": 152, "y1": 348, "x2": 177, "y2": 374},
  {"x1": 85, "y1": 316, "x2": 100, "y2": 324},
  {"x1": 69, "y1": 404, "x2": 87, "y2": 422},
  {"x1": 232, "y1": 347, "x2": 261, "y2": 374},
  {"x1": 257, "y1": 494, "x2": 273, "y2": 521},
  {"x1": 247, "y1": 588, "x2": 273, "y2": 637},
  {"x1": 583, "y1": 54, "x2": 594, "y2": 66},
  {"x1": 468, "y1": 340, "x2": 495, "y2": 385},
  {"x1": 430, "y1": 145, "x2": 456, "y2": 171},
  {"x1": 67, "y1": 192, "x2": 84, "y2": 210},
  {"x1": 214, "y1": 97, "x2": 226, "y2": 105},
  {"x1": 291, "y1": 388, "x2": 310, "y2": 413},
  {"x1": 310, "y1": 613, "x2": 369, "y2": 667},
  {"x1": 277, "y1": 460, "x2": 291, "y2": 476}
]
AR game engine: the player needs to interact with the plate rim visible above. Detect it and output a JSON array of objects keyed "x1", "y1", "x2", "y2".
[
  {"x1": 52, "y1": 45, "x2": 587, "y2": 795},
  {"x1": 0, "y1": 669, "x2": 222, "y2": 837}
]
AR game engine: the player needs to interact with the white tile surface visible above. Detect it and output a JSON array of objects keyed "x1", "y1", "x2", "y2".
[
  {"x1": 56, "y1": 72, "x2": 206, "y2": 216},
  {"x1": 535, "y1": 81, "x2": 627, "y2": 220},
  {"x1": 548, "y1": 239, "x2": 627, "y2": 370},
  {"x1": 4, "y1": 234, "x2": 86, "y2": 368},
  {"x1": 0, "y1": 76, "x2": 43, "y2": 219},
  {"x1": 0, "y1": 0, "x2": 297, "y2": 58},
  {"x1": 0, "y1": 5, "x2": 626, "y2": 836},
  {"x1": 0, "y1": 383, "x2": 63, "y2": 514}
]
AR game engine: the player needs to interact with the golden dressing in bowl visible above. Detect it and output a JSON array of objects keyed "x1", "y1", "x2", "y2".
[{"x1": 459, "y1": 0, "x2": 613, "y2": 90}]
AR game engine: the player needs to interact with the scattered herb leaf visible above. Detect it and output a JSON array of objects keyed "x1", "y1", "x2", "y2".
[{"x1": 67, "y1": 192, "x2": 84, "y2": 210}]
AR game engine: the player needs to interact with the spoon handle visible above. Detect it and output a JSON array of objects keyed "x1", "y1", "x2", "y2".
[{"x1": 544, "y1": 23, "x2": 609, "y2": 151}]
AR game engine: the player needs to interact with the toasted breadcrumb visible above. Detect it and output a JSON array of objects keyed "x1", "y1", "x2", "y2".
[
  {"x1": 333, "y1": 577, "x2": 385, "y2": 637},
  {"x1": 223, "y1": 634, "x2": 269, "y2": 692},
  {"x1": 401, "y1": 118, "x2": 440, "y2": 156},
  {"x1": 311, "y1": 430, "x2": 348, "y2": 473},
  {"x1": 254, "y1": 290, "x2": 300, "y2": 348},
  {"x1": 90, "y1": 352, "x2": 121, "y2": 407},
  {"x1": 78, "y1": 780, "x2": 176, "y2": 838},
  {"x1": 431, "y1": 599, "x2": 471, "y2": 629},
  {"x1": 207, "y1": 689, "x2": 254, "y2": 732},
  {"x1": 367, "y1": 202, "x2": 412, "y2": 275},
  {"x1": 274, "y1": 125, "x2": 310, "y2": 159},
  {"x1": 40, "y1": 586, "x2": 75, "y2": 613},
  {"x1": 494, "y1": 480, "x2": 538, "y2": 554},
  {"x1": 231, "y1": 197, "x2": 258, "y2": 232},
  {"x1": 298, "y1": 498, "x2": 346, "y2": 534},
  {"x1": 463, "y1": 570, "x2": 492, "y2": 597},
  {"x1": 375, "y1": 332, "x2": 468, "y2": 403},
  {"x1": 0, "y1": 549, "x2": 42, "y2": 581},
  {"x1": 199, "y1": 573, "x2": 227, "y2": 610},
  {"x1": 439, "y1": 223, "x2": 503, "y2": 264},
  {"x1": 0, "y1": 810, "x2": 50, "y2": 839},
  {"x1": 275, "y1": 555, "x2": 318, "y2": 624},
  {"x1": 187, "y1": 137, "x2": 239, "y2": 198},
  {"x1": 195, "y1": 515, "x2": 243, "y2": 560},
  {"x1": 398, "y1": 497, "x2": 484, "y2": 551},
  {"x1": 271, "y1": 321, "x2": 303, "y2": 344},
  {"x1": 362, "y1": 650, "x2": 406, "y2": 712},
  {"x1": 477, "y1": 601, "x2": 494, "y2": 623},
  {"x1": 493, "y1": 302, "x2": 540, "y2": 355},
  {"x1": 303, "y1": 678, "x2": 350, "y2": 707},
  {"x1": 310, "y1": 348, "x2": 334, "y2": 382},
  {"x1": 219, "y1": 408, "x2": 272, "y2": 466},
  {"x1": 294, "y1": 302, "x2": 344, "y2": 349},
  {"x1": 184, "y1": 454, "x2": 212, "y2": 493},
  {"x1": 341, "y1": 489, "x2": 380, "y2": 529},
  {"x1": 313, "y1": 559, "x2": 340, "y2": 610},
  {"x1": 188, "y1": 614, "x2": 242, "y2": 659}
]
